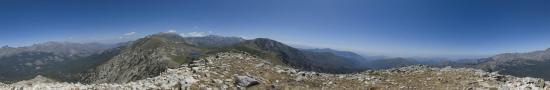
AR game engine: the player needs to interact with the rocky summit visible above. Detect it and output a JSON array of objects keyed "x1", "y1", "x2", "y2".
[
  {"x1": 81, "y1": 33, "x2": 203, "y2": 84},
  {"x1": 1, "y1": 51, "x2": 548, "y2": 90}
]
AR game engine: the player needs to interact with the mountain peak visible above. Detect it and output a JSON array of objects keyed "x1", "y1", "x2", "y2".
[
  {"x1": 137, "y1": 32, "x2": 187, "y2": 46},
  {"x1": 246, "y1": 38, "x2": 292, "y2": 51},
  {"x1": 148, "y1": 32, "x2": 182, "y2": 38},
  {"x1": 253, "y1": 38, "x2": 275, "y2": 41},
  {"x1": 82, "y1": 32, "x2": 202, "y2": 83},
  {"x1": 182, "y1": 35, "x2": 245, "y2": 47},
  {"x1": 204, "y1": 35, "x2": 247, "y2": 40},
  {"x1": 1, "y1": 45, "x2": 9, "y2": 49},
  {"x1": 250, "y1": 38, "x2": 284, "y2": 46}
]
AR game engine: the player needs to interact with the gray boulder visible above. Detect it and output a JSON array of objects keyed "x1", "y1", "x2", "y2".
[{"x1": 235, "y1": 76, "x2": 260, "y2": 87}]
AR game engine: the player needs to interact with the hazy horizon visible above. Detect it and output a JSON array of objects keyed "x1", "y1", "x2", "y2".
[
  {"x1": 1, "y1": 32, "x2": 546, "y2": 60},
  {"x1": 2, "y1": 0, "x2": 550, "y2": 58}
]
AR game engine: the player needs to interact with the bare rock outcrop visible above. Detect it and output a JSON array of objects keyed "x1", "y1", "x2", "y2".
[{"x1": 81, "y1": 33, "x2": 202, "y2": 84}]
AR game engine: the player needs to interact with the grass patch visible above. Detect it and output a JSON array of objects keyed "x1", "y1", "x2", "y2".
[{"x1": 171, "y1": 55, "x2": 191, "y2": 64}]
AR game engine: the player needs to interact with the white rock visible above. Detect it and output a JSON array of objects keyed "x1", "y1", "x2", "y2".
[{"x1": 235, "y1": 76, "x2": 260, "y2": 87}]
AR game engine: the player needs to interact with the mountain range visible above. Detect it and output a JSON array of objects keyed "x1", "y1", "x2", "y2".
[
  {"x1": 1, "y1": 32, "x2": 550, "y2": 85},
  {"x1": 0, "y1": 42, "x2": 117, "y2": 83},
  {"x1": 353, "y1": 48, "x2": 550, "y2": 80},
  {"x1": 472, "y1": 48, "x2": 550, "y2": 80},
  {"x1": 299, "y1": 44, "x2": 550, "y2": 80},
  {"x1": 0, "y1": 33, "x2": 366, "y2": 84}
]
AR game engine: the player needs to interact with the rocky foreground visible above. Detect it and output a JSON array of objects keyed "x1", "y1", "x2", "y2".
[{"x1": 1, "y1": 51, "x2": 549, "y2": 90}]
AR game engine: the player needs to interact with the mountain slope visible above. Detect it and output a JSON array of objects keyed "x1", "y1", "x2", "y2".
[
  {"x1": 224, "y1": 38, "x2": 363, "y2": 73},
  {"x1": 81, "y1": 33, "x2": 203, "y2": 84},
  {"x1": 474, "y1": 48, "x2": 550, "y2": 80}
]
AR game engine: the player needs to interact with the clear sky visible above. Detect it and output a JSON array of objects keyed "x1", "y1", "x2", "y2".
[{"x1": 1, "y1": 0, "x2": 549, "y2": 58}]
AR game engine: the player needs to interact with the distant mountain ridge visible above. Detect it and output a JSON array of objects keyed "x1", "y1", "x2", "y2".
[
  {"x1": 490, "y1": 48, "x2": 550, "y2": 62},
  {"x1": 220, "y1": 38, "x2": 365, "y2": 73},
  {"x1": 0, "y1": 42, "x2": 116, "y2": 83},
  {"x1": 473, "y1": 48, "x2": 550, "y2": 80},
  {"x1": 2, "y1": 32, "x2": 550, "y2": 88},
  {"x1": 39, "y1": 32, "x2": 364, "y2": 84},
  {"x1": 0, "y1": 42, "x2": 113, "y2": 58},
  {"x1": 12, "y1": 32, "x2": 524, "y2": 84},
  {"x1": 1, "y1": 33, "x2": 431, "y2": 84},
  {"x1": 302, "y1": 48, "x2": 367, "y2": 61},
  {"x1": 183, "y1": 35, "x2": 245, "y2": 47}
]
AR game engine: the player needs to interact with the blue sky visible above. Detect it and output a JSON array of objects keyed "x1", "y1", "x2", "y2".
[{"x1": 1, "y1": 0, "x2": 549, "y2": 58}]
